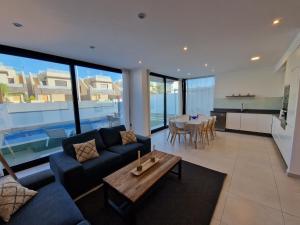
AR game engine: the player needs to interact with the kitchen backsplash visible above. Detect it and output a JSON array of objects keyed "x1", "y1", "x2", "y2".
[{"x1": 214, "y1": 97, "x2": 283, "y2": 110}]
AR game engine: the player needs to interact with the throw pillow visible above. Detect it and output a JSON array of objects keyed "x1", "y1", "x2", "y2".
[
  {"x1": 0, "y1": 176, "x2": 37, "y2": 222},
  {"x1": 73, "y1": 139, "x2": 99, "y2": 163},
  {"x1": 120, "y1": 130, "x2": 137, "y2": 145}
]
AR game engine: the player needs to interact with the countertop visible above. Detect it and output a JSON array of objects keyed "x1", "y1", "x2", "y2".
[{"x1": 211, "y1": 108, "x2": 280, "y2": 114}]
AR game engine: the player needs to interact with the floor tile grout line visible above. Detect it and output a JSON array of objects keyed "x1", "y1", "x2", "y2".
[
  {"x1": 266, "y1": 139, "x2": 286, "y2": 225},
  {"x1": 227, "y1": 149, "x2": 284, "y2": 212},
  {"x1": 152, "y1": 130, "x2": 298, "y2": 225},
  {"x1": 226, "y1": 136, "x2": 285, "y2": 213},
  {"x1": 219, "y1": 134, "x2": 241, "y2": 224},
  {"x1": 282, "y1": 211, "x2": 300, "y2": 219}
]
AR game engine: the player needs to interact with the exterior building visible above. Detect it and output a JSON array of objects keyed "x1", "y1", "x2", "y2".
[
  {"x1": 0, "y1": 65, "x2": 122, "y2": 103},
  {"x1": 28, "y1": 70, "x2": 72, "y2": 102},
  {"x1": 79, "y1": 75, "x2": 121, "y2": 101},
  {"x1": 0, "y1": 64, "x2": 28, "y2": 103}
]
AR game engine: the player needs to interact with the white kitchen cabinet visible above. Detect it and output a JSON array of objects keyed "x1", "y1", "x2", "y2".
[
  {"x1": 226, "y1": 113, "x2": 241, "y2": 130},
  {"x1": 272, "y1": 116, "x2": 293, "y2": 166},
  {"x1": 256, "y1": 114, "x2": 273, "y2": 133},
  {"x1": 240, "y1": 113, "x2": 257, "y2": 132},
  {"x1": 226, "y1": 112, "x2": 273, "y2": 134}
]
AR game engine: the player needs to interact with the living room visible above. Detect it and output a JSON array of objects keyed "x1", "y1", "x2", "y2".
[{"x1": 0, "y1": 1, "x2": 300, "y2": 225}]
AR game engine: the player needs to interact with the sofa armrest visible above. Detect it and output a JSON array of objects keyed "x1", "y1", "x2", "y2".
[
  {"x1": 19, "y1": 169, "x2": 55, "y2": 190},
  {"x1": 136, "y1": 134, "x2": 151, "y2": 154},
  {"x1": 77, "y1": 220, "x2": 91, "y2": 225},
  {"x1": 50, "y1": 152, "x2": 85, "y2": 197},
  {"x1": 136, "y1": 134, "x2": 151, "y2": 145}
]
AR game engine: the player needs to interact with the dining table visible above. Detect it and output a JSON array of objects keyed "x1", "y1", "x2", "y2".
[{"x1": 172, "y1": 115, "x2": 212, "y2": 147}]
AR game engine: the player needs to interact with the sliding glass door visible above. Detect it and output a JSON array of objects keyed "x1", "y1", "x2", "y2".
[
  {"x1": 166, "y1": 79, "x2": 179, "y2": 121},
  {"x1": 186, "y1": 76, "x2": 215, "y2": 116},
  {"x1": 150, "y1": 76, "x2": 165, "y2": 130},
  {"x1": 149, "y1": 74, "x2": 179, "y2": 132}
]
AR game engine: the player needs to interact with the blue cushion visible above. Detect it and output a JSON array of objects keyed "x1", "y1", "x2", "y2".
[
  {"x1": 108, "y1": 143, "x2": 145, "y2": 164},
  {"x1": 1, "y1": 183, "x2": 85, "y2": 225},
  {"x1": 62, "y1": 130, "x2": 106, "y2": 158},
  {"x1": 98, "y1": 125, "x2": 126, "y2": 147},
  {"x1": 82, "y1": 150, "x2": 122, "y2": 187}
]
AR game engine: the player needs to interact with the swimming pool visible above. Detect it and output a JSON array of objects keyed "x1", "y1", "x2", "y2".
[{"x1": 2, "y1": 117, "x2": 116, "y2": 147}]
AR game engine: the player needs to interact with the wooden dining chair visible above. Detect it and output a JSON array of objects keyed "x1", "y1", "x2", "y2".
[
  {"x1": 195, "y1": 122, "x2": 204, "y2": 148},
  {"x1": 210, "y1": 116, "x2": 217, "y2": 139},
  {"x1": 167, "y1": 117, "x2": 178, "y2": 141},
  {"x1": 169, "y1": 121, "x2": 180, "y2": 144},
  {"x1": 202, "y1": 119, "x2": 213, "y2": 145},
  {"x1": 169, "y1": 121, "x2": 192, "y2": 144}
]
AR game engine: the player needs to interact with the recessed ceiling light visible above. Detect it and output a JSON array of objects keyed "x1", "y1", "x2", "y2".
[
  {"x1": 177, "y1": 68, "x2": 181, "y2": 72},
  {"x1": 12, "y1": 22, "x2": 23, "y2": 28},
  {"x1": 272, "y1": 18, "x2": 282, "y2": 25},
  {"x1": 138, "y1": 60, "x2": 142, "y2": 64},
  {"x1": 204, "y1": 63, "x2": 208, "y2": 67},
  {"x1": 251, "y1": 56, "x2": 260, "y2": 61},
  {"x1": 138, "y1": 12, "x2": 146, "y2": 19},
  {"x1": 183, "y1": 46, "x2": 188, "y2": 51},
  {"x1": 89, "y1": 45, "x2": 95, "y2": 49}
]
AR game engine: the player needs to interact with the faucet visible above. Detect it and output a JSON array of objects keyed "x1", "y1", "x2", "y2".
[{"x1": 241, "y1": 103, "x2": 244, "y2": 112}]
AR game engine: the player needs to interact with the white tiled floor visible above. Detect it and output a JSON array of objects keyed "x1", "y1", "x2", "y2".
[{"x1": 151, "y1": 129, "x2": 300, "y2": 225}]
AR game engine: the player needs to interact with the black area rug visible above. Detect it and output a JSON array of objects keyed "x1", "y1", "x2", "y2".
[{"x1": 76, "y1": 161, "x2": 226, "y2": 225}]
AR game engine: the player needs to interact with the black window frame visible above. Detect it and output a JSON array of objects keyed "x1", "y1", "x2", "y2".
[
  {"x1": 0, "y1": 44, "x2": 122, "y2": 174},
  {"x1": 149, "y1": 72, "x2": 179, "y2": 134}
]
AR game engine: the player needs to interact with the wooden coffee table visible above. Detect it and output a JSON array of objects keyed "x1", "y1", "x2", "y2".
[{"x1": 103, "y1": 150, "x2": 182, "y2": 225}]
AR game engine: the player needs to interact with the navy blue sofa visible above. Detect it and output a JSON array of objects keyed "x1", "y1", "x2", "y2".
[
  {"x1": 50, "y1": 125, "x2": 151, "y2": 198},
  {"x1": 0, "y1": 170, "x2": 89, "y2": 225}
]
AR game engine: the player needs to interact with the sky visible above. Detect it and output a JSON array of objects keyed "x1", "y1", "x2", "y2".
[{"x1": 0, "y1": 53, "x2": 122, "y2": 82}]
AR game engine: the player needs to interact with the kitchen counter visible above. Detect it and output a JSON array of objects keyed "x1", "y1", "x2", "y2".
[{"x1": 211, "y1": 108, "x2": 280, "y2": 114}]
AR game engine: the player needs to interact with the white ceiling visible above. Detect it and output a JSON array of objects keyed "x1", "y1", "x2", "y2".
[{"x1": 0, "y1": 0, "x2": 299, "y2": 78}]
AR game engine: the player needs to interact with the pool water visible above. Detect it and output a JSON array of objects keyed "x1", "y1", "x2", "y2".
[{"x1": 2, "y1": 118, "x2": 115, "y2": 147}]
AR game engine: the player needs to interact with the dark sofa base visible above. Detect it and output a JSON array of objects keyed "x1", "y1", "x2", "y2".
[
  {"x1": 50, "y1": 126, "x2": 151, "y2": 198},
  {"x1": 1, "y1": 182, "x2": 88, "y2": 225}
]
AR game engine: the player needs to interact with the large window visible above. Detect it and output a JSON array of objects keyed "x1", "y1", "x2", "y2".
[
  {"x1": 75, "y1": 66, "x2": 123, "y2": 132},
  {"x1": 186, "y1": 76, "x2": 215, "y2": 116},
  {"x1": 0, "y1": 53, "x2": 75, "y2": 167},
  {"x1": 166, "y1": 79, "x2": 179, "y2": 121},
  {"x1": 149, "y1": 74, "x2": 180, "y2": 132},
  {"x1": 150, "y1": 76, "x2": 165, "y2": 130},
  {"x1": 0, "y1": 47, "x2": 123, "y2": 172}
]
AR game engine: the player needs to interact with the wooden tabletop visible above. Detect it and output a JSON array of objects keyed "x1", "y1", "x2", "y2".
[{"x1": 103, "y1": 150, "x2": 181, "y2": 203}]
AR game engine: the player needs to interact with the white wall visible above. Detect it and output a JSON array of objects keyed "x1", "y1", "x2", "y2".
[
  {"x1": 215, "y1": 67, "x2": 284, "y2": 98},
  {"x1": 215, "y1": 68, "x2": 284, "y2": 98},
  {"x1": 129, "y1": 69, "x2": 150, "y2": 136},
  {"x1": 214, "y1": 67, "x2": 284, "y2": 110}
]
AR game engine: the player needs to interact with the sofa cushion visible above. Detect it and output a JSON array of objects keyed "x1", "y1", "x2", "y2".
[
  {"x1": 82, "y1": 150, "x2": 121, "y2": 186},
  {"x1": 120, "y1": 130, "x2": 137, "y2": 145},
  {"x1": 99, "y1": 125, "x2": 126, "y2": 147},
  {"x1": 0, "y1": 176, "x2": 37, "y2": 222},
  {"x1": 108, "y1": 143, "x2": 144, "y2": 164},
  {"x1": 0, "y1": 183, "x2": 85, "y2": 225},
  {"x1": 62, "y1": 130, "x2": 105, "y2": 158},
  {"x1": 73, "y1": 139, "x2": 99, "y2": 163}
]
